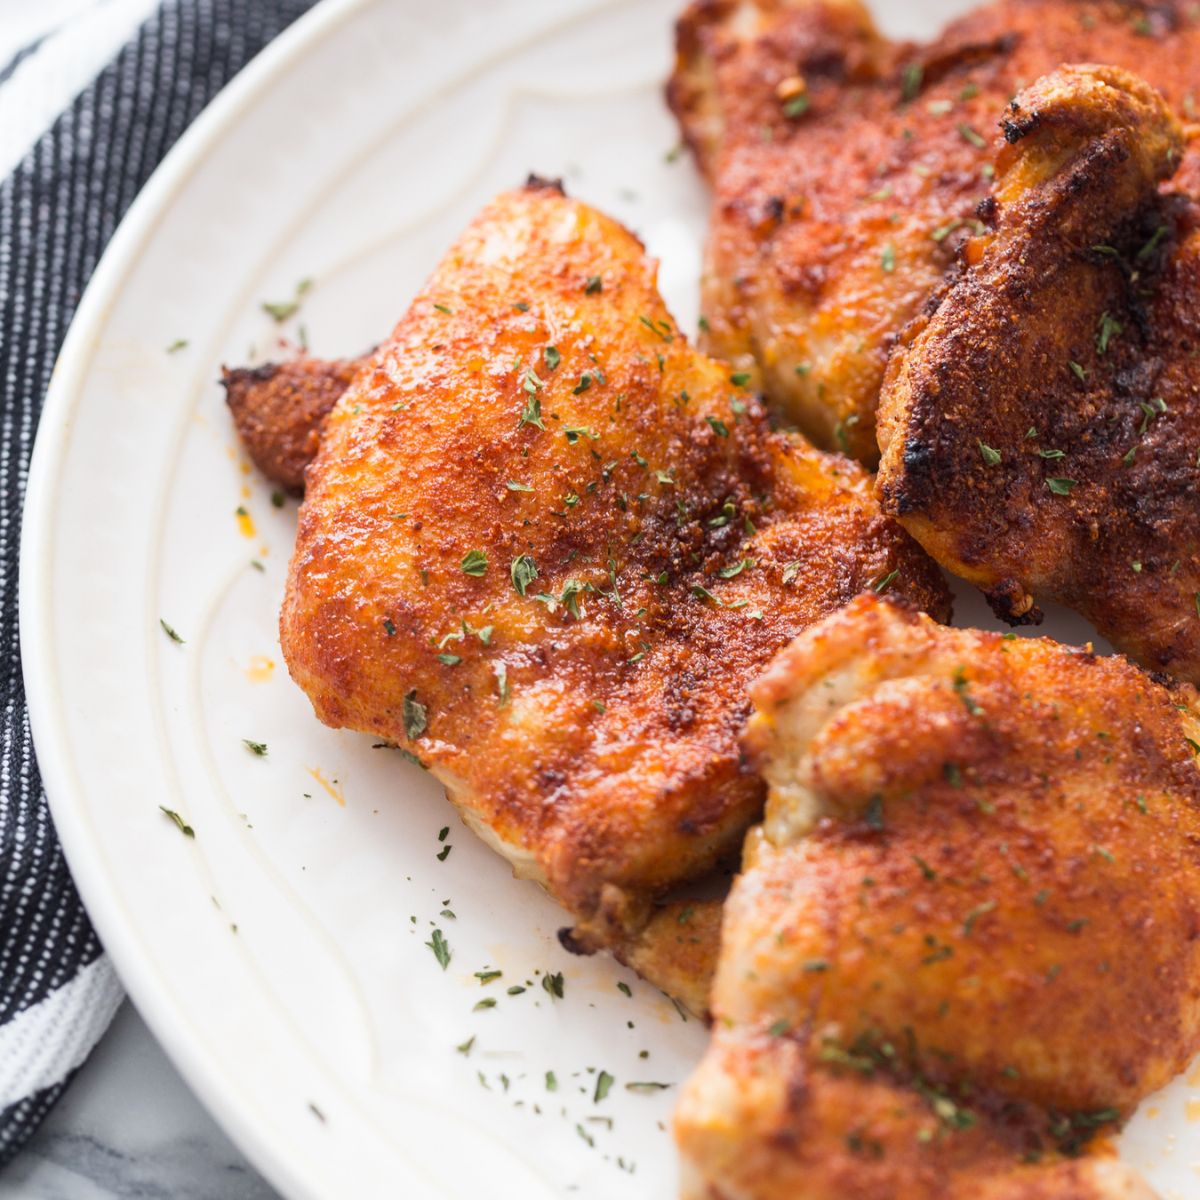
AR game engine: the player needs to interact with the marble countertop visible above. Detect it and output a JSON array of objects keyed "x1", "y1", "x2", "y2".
[{"x1": 0, "y1": 1003, "x2": 279, "y2": 1200}]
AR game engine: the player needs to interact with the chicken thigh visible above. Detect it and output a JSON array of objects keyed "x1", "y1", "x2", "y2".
[
  {"x1": 278, "y1": 181, "x2": 949, "y2": 986},
  {"x1": 669, "y1": 0, "x2": 1200, "y2": 464},
  {"x1": 877, "y1": 65, "x2": 1200, "y2": 682},
  {"x1": 676, "y1": 594, "x2": 1200, "y2": 1199}
]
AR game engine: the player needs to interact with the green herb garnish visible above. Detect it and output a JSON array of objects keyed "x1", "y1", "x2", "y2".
[
  {"x1": 1046, "y1": 477, "x2": 1077, "y2": 495},
  {"x1": 159, "y1": 806, "x2": 194, "y2": 837},
  {"x1": 403, "y1": 690, "x2": 428, "y2": 739},
  {"x1": 426, "y1": 928, "x2": 451, "y2": 969},
  {"x1": 461, "y1": 549, "x2": 488, "y2": 576},
  {"x1": 511, "y1": 554, "x2": 538, "y2": 595},
  {"x1": 1096, "y1": 312, "x2": 1122, "y2": 355},
  {"x1": 957, "y1": 123, "x2": 986, "y2": 148}
]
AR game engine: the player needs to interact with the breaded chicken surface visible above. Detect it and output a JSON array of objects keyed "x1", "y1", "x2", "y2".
[
  {"x1": 222, "y1": 357, "x2": 363, "y2": 492},
  {"x1": 676, "y1": 594, "x2": 1200, "y2": 1200},
  {"x1": 669, "y1": 0, "x2": 1200, "y2": 464},
  {"x1": 279, "y1": 181, "x2": 949, "y2": 962},
  {"x1": 877, "y1": 65, "x2": 1200, "y2": 682}
]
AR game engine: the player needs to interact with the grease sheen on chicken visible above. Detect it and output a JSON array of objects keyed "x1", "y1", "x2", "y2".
[
  {"x1": 877, "y1": 65, "x2": 1200, "y2": 682},
  {"x1": 279, "y1": 182, "x2": 948, "y2": 991},
  {"x1": 676, "y1": 594, "x2": 1200, "y2": 1200},
  {"x1": 669, "y1": 0, "x2": 1200, "y2": 464}
]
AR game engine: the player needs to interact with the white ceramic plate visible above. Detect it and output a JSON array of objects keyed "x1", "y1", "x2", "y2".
[{"x1": 19, "y1": 1, "x2": 1200, "y2": 1196}]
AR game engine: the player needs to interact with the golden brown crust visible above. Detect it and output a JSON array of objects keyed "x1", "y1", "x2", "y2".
[
  {"x1": 669, "y1": 0, "x2": 1200, "y2": 465},
  {"x1": 676, "y1": 594, "x2": 1200, "y2": 1199},
  {"x1": 668, "y1": 0, "x2": 887, "y2": 181},
  {"x1": 280, "y1": 185, "x2": 949, "y2": 950},
  {"x1": 876, "y1": 65, "x2": 1200, "y2": 681},
  {"x1": 222, "y1": 357, "x2": 363, "y2": 492},
  {"x1": 678, "y1": 1034, "x2": 1158, "y2": 1199},
  {"x1": 604, "y1": 898, "x2": 725, "y2": 1019},
  {"x1": 669, "y1": 0, "x2": 901, "y2": 462}
]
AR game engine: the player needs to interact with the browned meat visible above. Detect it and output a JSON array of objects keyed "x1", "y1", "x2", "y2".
[
  {"x1": 677, "y1": 594, "x2": 1200, "y2": 1200},
  {"x1": 877, "y1": 65, "x2": 1200, "y2": 682},
  {"x1": 222, "y1": 357, "x2": 363, "y2": 492},
  {"x1": 278, "y1": 183, "x2": 950, "y2": 967},
  {"x1": 669, "y1": 0, "x2": 1200, "y2": 465}
]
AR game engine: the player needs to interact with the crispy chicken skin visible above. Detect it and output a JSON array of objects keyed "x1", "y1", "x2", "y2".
[
  {"x1": 669, "y1": 0, "x2": 900, "y2": 462},
  {"x1": 280, "y1": 182, "x2": 949, "y2": 963},
  {"x1": 612, "y1": 897, "x2": 726, "y2": 1017},
  {"x1": 668, "y1": 0, "x2": 1200, "y2": 464},
  {"x1": 222, "y1": 357, "x2": 363, "y2": 493},
  {"x1": 675, "y1": 594, "x2": 1200, "y2": 1200},
  {"x1": 877, "y1": 65, "x2": 1200, "y2": 681}
]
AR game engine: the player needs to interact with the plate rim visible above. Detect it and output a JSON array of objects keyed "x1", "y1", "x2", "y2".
[{"x1": 18, "y1": 1, "x2": 380, "y2": 1196}]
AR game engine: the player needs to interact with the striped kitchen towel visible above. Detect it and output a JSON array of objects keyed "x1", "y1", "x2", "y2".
[{"x1": 0, "y1": 0, "x2": 318, "y2": 1164}]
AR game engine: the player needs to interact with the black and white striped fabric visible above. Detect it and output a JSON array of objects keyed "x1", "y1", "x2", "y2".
[{"x1": 0, "y1": 0, "x2": 318, "y2": 1165}]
